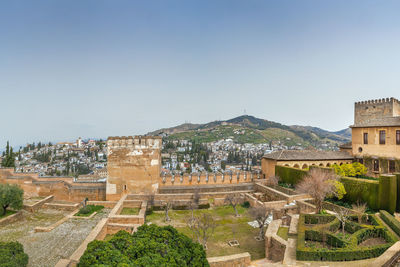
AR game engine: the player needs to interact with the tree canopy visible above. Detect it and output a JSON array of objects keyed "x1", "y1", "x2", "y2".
[
  {"x1": 1, "y1": 141, "x2": 15, "y2": 168},
  {"x1": 0, "y1": 184, "x2": 24, "y2": 216},
  {"x1": 0, "y1": 241, "x2": 28, "y2": 267},
  {"x1": 78, "y1": 224, "x2": 209, "y2": 267}
]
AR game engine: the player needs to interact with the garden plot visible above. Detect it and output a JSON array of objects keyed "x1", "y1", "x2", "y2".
[
  {"x1": 297, "y1": 213, "x2": 398, "y2": 262},
  {"x1": 146, "y1": 205, "x2": 265, "y2": 260},
  {"x1": 0, "y1": 208, "x2": 110, "y2": 267}
]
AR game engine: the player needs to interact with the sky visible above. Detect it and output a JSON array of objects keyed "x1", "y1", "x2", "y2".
[{"x1": 1, "y1": 0, "x2": 400, "y2": 148}]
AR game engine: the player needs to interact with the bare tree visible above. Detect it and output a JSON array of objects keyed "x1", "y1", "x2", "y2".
[
  {"x1": 334, "y1": 208, "x2": 350, "y2": 235},
  {"x1": 163, "y1": 201, "x2": 173, "y2": 222},
  {"x1": 249, "y1": 205, "x2": 271, "y2": 240},
  {"x1": 266, "y1": 175, "x2": 280, "y2": 187},
  {"x1": 188, "y1": 189, "x2": 200, "y2": 220},
  {"x1": 187, "y1": 213, "x2": 216, "y2": 249},
  {"x1": 295, "y1": 168, "x2": 338, "y2": 213},
  {"x1": 225, "y1": 194, "x2": 242, "y2": 217},
  {"x1": 352, "y1": 201, "x2": 367, "y2": 224},
  {"x1": 148, "y1": 192, "x2": 155, "y2": 208}
]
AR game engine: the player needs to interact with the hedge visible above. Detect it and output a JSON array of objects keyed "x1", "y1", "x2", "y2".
[
  {"x1": 275, "y1": 165, "x2": 307, "y2": 185},
  {"x1": 296, "y1": 213, "x2": 397, "y2": 261},
  {"x1": 379, "y1": 175, "x2": 397, "y2": 214},
  {"x1": 396, "y1": 173, "x2": 400, "y2": 212},
  {"x1": 380, "y1": 210, "x2": 400, "y2": 237},
  {"x1": 340, "y1": 177, "x2": 380, "y2": 210}
]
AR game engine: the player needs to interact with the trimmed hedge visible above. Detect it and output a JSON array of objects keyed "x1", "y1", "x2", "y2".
[
  {"x1": 380, "y1": 210, "x2": 400, "y2": 237},
  {"x1": 340, "y1": 177, "x2": 380, "y2": 210},
  {"x1": 296, "y1": 213, "x2": 397, "y2": 261},
  {"x1": 275, "y1": 165, "x2": 307, "y2": 185},
  {"x1": 379, "y1": 175, "x2": 397, "y2": 214},
  {"x1": 396, "y1": 173, "x2": 400, "y2": 212}
]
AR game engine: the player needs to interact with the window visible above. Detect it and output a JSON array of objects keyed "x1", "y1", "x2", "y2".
[
  {"x1": 373, "y1": 160, "x2": 380, "y2": 172},
  {"x1": 389, "y1": 160, "x2": 396, "y2": 173},
  {"x1": 379, "y1": 130, "x2": 386, "y2": 145},
  {"x1": 397, "y1": 130, "x2": 400, "y2": 145},
  {"x1": 363, "y1": 133, "x2": 368, "y2": 144}
]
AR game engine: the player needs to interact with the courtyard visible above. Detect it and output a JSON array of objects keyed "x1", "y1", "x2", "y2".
[
  {"x1": 145, "y1": 205, "x2": 265, "y2": 260},
  {"x1": 0, "y1": 208, "x2": 110, "y2": 267}
]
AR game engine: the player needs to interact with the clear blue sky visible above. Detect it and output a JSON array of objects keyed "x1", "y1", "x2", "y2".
[{"x1": 1, "y1": 0, "x2": 400, "y2": 148}]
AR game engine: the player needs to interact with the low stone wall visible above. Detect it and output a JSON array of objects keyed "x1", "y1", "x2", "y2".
[
  {"x1": 296, "y1": 199, "x2": 316, "y2": 213},
  {"x1": 244, "y1": 193, "x2": 264, "y2": 207},
  {"x1": 265, "y1": 219, "x2": 287, "y2": 262},
  {"x1": 44, "y1": 202, "x2": 80, "y2": 211},
  {"x1": 23, "y1": 195, "x2": 54, "y2": 212},
  {"x1": 207, "y1": 252, "x2": 251, "y2": 267},
  {"x1": 34, "y1": 209, "x2": 78, "y2": 232},
  {"x1": 87, "y1": 201, "x2": 117, "y2": 209},
  {"x1": 264, "y1": 200, "x2": 287, "y2": 210},
  {"x1": 255, "y1": 183, "x2": 310, "y2": 203},
  {"x1": 371, "y1": 241, "x2": 400, "y2": 267},
  {"x1": 0, "y1": 211, "x2": 23, "y2": 227}
]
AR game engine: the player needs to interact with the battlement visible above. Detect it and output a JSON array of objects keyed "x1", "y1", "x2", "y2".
[
  {"x1": 159, "y1": 171, "x2": 262, "y2": 186},
  {"x1": 107, "y1": 135, "x2": 161, "y2": 149},
  {"x1": 354, "y1": 97, "x2": 400, "y2": 126},
  {"x1": 355, "y1": 97, "x2": 399, "y2": 106}
]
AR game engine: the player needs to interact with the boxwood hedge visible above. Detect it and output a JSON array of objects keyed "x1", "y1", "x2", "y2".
[
  {"x1": 296, "y1": 213, "x2": 397, "y2": 261},
  {"x1": 380, "y1": 210, "x2": 400, "y2": 237},
  {"x1": 275, "y1": 165, "x2": 307, "y2": 185}
]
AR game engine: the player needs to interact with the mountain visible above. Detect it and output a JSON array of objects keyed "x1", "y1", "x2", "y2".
[{"x1": 148, "y1": 115, "x2": 351, "y2": 147}]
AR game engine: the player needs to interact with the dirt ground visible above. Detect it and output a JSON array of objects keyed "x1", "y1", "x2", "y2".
[{"x1": 0, "y1": 208, "x2": 110, "y2": 267}]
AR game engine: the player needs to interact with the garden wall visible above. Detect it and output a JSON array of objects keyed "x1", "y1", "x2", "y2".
[{"x1": 207, "y1": 252, "x2": 251, "y2": 267}]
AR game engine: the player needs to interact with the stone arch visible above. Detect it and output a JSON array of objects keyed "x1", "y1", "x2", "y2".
[
  {"x1": 284, "y1": 164, "x2": 290, "y2": 167},
  {"x1": 339, "y1": 162, "x2": 344, "y2": 166},
  {"x1": 326, "y1": 163, "x2": 331, "y2": 167},
  {"x1": 311, "y1": 163, "x2": 316, "y2": 166},
  {"x1": 302, "y1": 164, "x2": 308, "y2": 169},
  {"x1": 293, "y1": 164, "x2": 300, "y2": 169},
  {"x1": 319, "y1": 163, "x2": 324, "y2": 167}
]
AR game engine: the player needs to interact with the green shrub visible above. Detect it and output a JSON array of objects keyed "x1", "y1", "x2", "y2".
[
  {"x1": 76, "y1": 205, "x2": 104, "y2": 216},
  {"x1": 275, "y1": 165, "x2": 307, "y2": 185},
  {"x1": 241, "y1": 201, "x2": 250, "y2": 208},
  {"x1": 380, "y1": 210, "x2": 400, "y2": 237},
  {"x1": 78, "y1": 224, "x2": 209, "y2": 267},
  {"x1": 0, "y1": 241, "x2": 28, "y2": 267}
]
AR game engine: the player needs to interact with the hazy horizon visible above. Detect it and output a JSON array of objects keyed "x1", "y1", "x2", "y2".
[{"x1": 1, "y1": 1, "x2": 400, "y2": 148}]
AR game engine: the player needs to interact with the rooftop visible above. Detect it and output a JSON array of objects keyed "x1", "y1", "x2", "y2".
[
  {"x1": 263, "y1": 150, "x2": 353, "y2": 161},
  {"x1": 351, "y1": 116, "x2": 400, "y2": 128}
]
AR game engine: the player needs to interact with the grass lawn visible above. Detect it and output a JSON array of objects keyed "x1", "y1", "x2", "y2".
[
  {"x1": 120, "y1": 207, "x2": 140, "y2": 215},
  {"x1": 146, "y1": 205, "x2": 265, "y2": 260},
  {"x1": 0, "y1": 210, "x2": 17, "y2": 219},
  {"x1": 75, "y1": 205, "x2": 104, "y2": 217},
  {"x1": 277, "y1": 226, "x2": 289, "y2": 241}
]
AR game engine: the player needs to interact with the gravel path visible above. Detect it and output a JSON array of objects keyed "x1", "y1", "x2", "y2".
[{"x1": 0, "y1": 208, "x2": 110, "y2": 267}]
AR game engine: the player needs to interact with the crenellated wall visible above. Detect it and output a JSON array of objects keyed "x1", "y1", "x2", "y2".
[
  {"x1": 0, "y1": 168, "x2": 106, "y2": 202},
  {"x1": 159, "y1": 171, "x2": 261, "y2": 186}
]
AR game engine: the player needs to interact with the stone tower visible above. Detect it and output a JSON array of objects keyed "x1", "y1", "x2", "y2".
[{"x1": 106, "y1": 136, "x2": 161, "y2": 200}]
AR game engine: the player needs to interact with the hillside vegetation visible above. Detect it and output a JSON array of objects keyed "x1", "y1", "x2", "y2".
[{"x1": 148, "y1": 115, "x2": 350, "y2": 147}]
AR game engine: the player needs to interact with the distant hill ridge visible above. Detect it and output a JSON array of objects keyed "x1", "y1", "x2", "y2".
[{"x1": 148, "y1": 115, "x2": 351, "y2": 146}]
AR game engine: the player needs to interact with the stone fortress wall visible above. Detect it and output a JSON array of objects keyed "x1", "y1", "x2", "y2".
[{"x1": 354, "y1": 97, "x2": 400, "y2": 125}]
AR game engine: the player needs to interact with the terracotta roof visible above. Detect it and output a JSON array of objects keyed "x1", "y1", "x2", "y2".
[
  {"x1": 263, "y1": 150, "x2": 354, "y2": 161},
  {"x1": 339, "y1": 142, "x2": 352, "y2": 149},
  {"x1": 351, "y1": 117, "x2": 400, "y2": 128}
]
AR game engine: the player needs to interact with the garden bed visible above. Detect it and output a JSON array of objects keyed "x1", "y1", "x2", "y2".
[
  {"x1": 120, "y1": 207, "x2": 139, "y2": 215},
  {"x1": 296, "y1": 213, "x2": 398, "y2": 261},
  {"x1": 74, "y1": 205, "x2": 104, "y2": 217}
]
